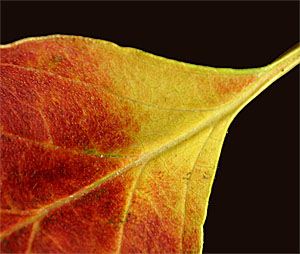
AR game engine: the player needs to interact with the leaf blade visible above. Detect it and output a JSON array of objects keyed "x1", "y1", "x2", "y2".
[{"x1": 0, "y1": 36, "x2": 299, "y2": 253}]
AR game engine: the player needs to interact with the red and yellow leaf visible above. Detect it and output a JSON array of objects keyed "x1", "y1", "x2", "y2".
[{"x1": 0, "y1": 35, "x2": 299, "y2": 253}]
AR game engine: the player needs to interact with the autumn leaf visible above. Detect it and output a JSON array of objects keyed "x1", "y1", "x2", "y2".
[{"x1": 0, "y1": 35, "x2": 299, "y2": 254}]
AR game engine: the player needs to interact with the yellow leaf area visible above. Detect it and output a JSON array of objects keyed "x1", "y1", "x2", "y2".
[{"x1": 0, "y1": 36, "x2": 299, "y2": 253}]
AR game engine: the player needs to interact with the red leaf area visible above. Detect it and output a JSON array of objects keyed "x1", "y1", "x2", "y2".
[{"x1": 0, "y1": 39, "x2": 145, "y2": 253}]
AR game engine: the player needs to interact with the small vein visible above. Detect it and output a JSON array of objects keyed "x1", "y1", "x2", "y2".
[
  {"x1": 116, "y1": 164, "x2": 145, "y2": 254},
  {"x1": 116, "y1": 137, "x2": 147, "y2": 254},
  {"x1": 180, "y1": 127, "x2": 214, "y2": 252},
  {"x1": 0, "y1": 209, "x2": 38, "y2": 216},
  {"x1": 1, "y1": 62, "x2": 240, "y2": 113},
  {"x1": 37, "y1": 101, "x2": 54, "y2": 144},
  {"x1": 43, "y1": 233, "x2": 66, "y2": 253},
  {"x1": 1, "y1": 87, "x2": 38, "y2": 113},
  {"x1": 25, "y1": 220, "x2": 40, "y2": 254},
  {"x1": 1, "y1": 87, "x2": 53, "y2": 144},
  {"x1": 2, "y1": 192, "x2": 19, "y2": 211},
  {"x1": 0, "y1": 130, "x2": 131, "y2": 159}
]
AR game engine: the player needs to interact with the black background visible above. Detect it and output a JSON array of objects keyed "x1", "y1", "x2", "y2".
[{"x1": 1, "y1": 1, "x2": 299, "y2": 253}]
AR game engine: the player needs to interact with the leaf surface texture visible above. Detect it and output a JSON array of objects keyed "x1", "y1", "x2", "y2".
[{"x1": 0, "y1": 36, "x2": 299, "y2": 253}]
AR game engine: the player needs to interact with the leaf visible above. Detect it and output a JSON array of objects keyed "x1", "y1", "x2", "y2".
[{"x1": 0, "y1": 35, "x2": 299, "y2": 254}]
